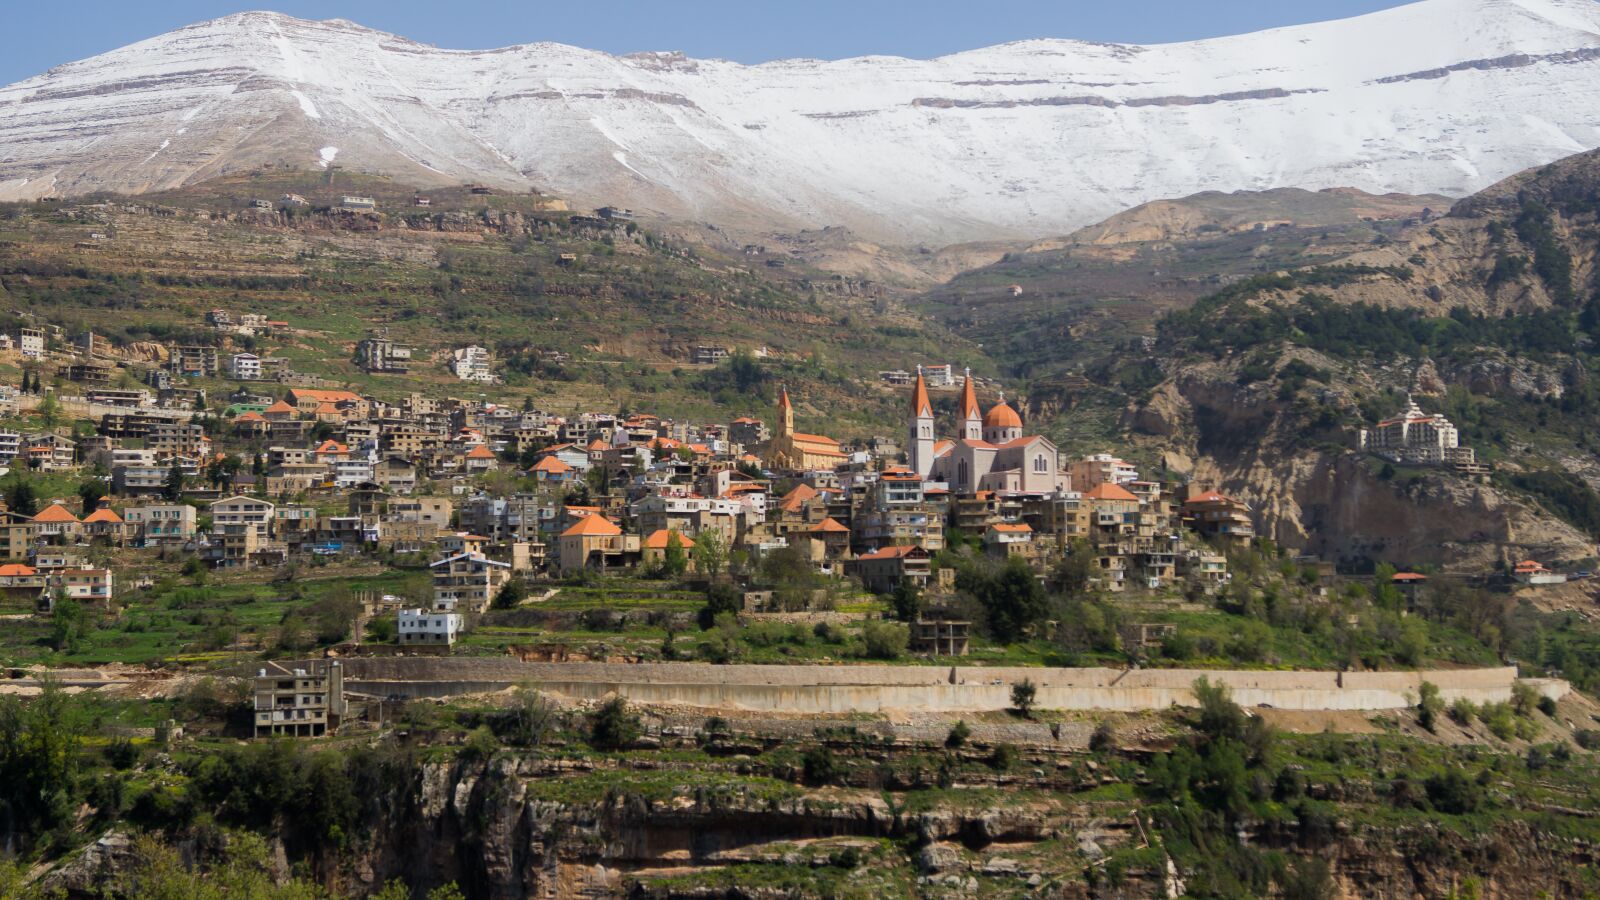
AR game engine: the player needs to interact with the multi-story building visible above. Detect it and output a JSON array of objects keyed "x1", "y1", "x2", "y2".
[
  {"x1": 1359, "y1": 395, "x2": 1477, "y2": 466},
  {"x1": 398, "y1": 607, "x2": 463, "y2": 647},
  {"x1": 1181, "y1": 490, "x2": 1256, "y2": 548},
  {"x1": 430, "y1": 551, "x2": 512, "y2": 613},
  {"x1": 252, "y1": 661, "x2": 346, "y2": 738},
  {"x1": 230, "y1": 353, "x2": 262, "y2": 381},
  {"x1": 168, "y1": 345, "x2": 220, "y2": 377},
  {"x1": 451, "y1": 346, "x2": 495, "y2": 383},
  {"x1": 209, "y1": 495, "x2": 276, "y2": 537},
  {"x1": 356, "y1": 335, "x2": 412, "y2": 374},
  {"x1": 124, "y1": 505, "x2": 197, "y2": 545},
  {"x1": 1068, "y1": 453, "x2": 1138, "y2": 490},
  {"x1": 19, "y1": 328, "x2": 45, "y2": 360}
]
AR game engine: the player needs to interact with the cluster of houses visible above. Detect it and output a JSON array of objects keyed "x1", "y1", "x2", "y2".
[{"x1": 0, "y1": 354, "x2": 1262, "y2": 651}]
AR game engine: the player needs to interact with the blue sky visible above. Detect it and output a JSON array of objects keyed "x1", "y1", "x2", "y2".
[{"x1": 3, "y1": 0, "x2": 1415, "y2": 85}]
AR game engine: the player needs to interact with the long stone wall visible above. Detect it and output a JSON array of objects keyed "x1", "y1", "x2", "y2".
[{"x1": 323, "y1": 659, "x2": 1563, "y2": 714}]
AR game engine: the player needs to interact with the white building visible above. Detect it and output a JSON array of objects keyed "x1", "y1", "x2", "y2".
[
  {"x1": 398, "y1": 607, "x2": 463, "y2": 646},
  {"x1": 230, "y1": 353, "x2": 262, "y2": 381},
  {"x1": 19, "y1": 328, "x2": 44, "y2": 360},
  {"x1": 451, "y1": 345, "x2": 496, "y2": 383},
  {"x1": 1359, "y1": 395, "x2": 1476, "y2": 466}
]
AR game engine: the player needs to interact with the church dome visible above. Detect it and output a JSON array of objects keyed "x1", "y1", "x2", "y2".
[{"x1": 983, "y1": 401, "x2": 1022, "y2": 430}]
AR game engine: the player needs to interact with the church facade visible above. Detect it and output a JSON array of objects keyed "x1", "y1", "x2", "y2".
[
  {"x1": 764, "y1": 386, "x2": 847, "y2": 472},
  {"x1": 908, "y1": 369, "x2": 1069, "y2": 495}
]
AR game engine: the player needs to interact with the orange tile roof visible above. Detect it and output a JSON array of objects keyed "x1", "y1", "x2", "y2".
[
  {"x1": 644, "y1": 529, "x2": 694, "y2": 549},
  {"x1": 561, "y1": 515, "x2": 622, "y2": 537},
  {"x1": 0, "y1": 564, "x2": 37, "y2": 576},
  {"x1": 465, "y1": 445, "x2": 497, "y2": 459},
  {"x1": 32, "y1": 504, "x2": 79, "y2": 524},
  {"x1": 1085, "y1": 483, "x2": 1139, "y2": 502},
  {"x1": 809, "y1": 517, "x2": 851, "y2": 534},
  {"x1": 289, "y1": 389, "x2": 363, "y2": 403},
  {"x1": 83, "y1": 507, "x2": 123, "y2": 524},
  {"x1": 264, "y1": 400, "x2": 296, "y2": 415},
  {"x1": 988, "y1": 523, "x2": 1033, "y2": 533},
  {"x1": 234, "y1": 412, "x2": 265, "y2": 423},
  {"x1": 856, "y1": 545, "x2": 925, "y2": 561},
  {"x1": 531, "y1": 456, "x2": 572, "y2": 474}
]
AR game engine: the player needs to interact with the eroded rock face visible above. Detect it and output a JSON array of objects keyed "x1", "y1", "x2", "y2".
[{"x1": 1137, "y1": 364, "x2": 1593, "y2": 571}]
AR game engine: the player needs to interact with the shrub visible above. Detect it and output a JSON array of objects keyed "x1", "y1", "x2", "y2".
[
  {"x1": 1575, "y1": 728, "x2": 1600, "y2": 750},
  {"x1": 988, "y1": 743, "x2": 1018, "y2": 771},
  {"x1": 1010, "y1": 679, "x2": 1037, "y2": 719},
  {"x1": 861, "y1": 621, "x2": 908, "y2": 660},
  {"x1": 1538, "y1": 695, "x2": 1558, "y2": 717},
  {"x1": 802, "y1": 746, "x2": 840, "y2": 785},
  {"x1": 1482, "y1": 702, "x2": 1517, "y2": 741},
  {"x1": 1424, "y1": 770, "x2": 1483, "y2": 814},
  {"x1": 1449, "y1": 698, "x2": 1478, "y2": 726},
  {"x1": 1416, "y1": 681, "x2": 1443, "y2": 733},
  {"x1": 945, "y1": 720, "x2": 971, "y2": 749},
  {"x1": 587, "y1": 698, "x2": 640, "y2": 751},
  {"x1": 1089, "y1": 720, "x2": 1116, "y2": 753}
]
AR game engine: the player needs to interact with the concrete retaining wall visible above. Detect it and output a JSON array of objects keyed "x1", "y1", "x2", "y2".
[{"x1": 322, "y1": 658, "x2": 1561, "y2": 714}]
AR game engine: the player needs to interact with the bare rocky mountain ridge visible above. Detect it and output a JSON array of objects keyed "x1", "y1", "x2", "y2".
[{"x1": 4, "y1": 0, "x2": 1600, "y2": 245}]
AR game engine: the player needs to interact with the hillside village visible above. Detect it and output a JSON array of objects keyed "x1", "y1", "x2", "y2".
[{"x1": 0, "y1": 313, "x2": 1264, "y2": 646}]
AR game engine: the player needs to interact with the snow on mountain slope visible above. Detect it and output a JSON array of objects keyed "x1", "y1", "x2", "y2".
[{"x1": 2, "y1": 0, "x2": 1600, "y2": 244}]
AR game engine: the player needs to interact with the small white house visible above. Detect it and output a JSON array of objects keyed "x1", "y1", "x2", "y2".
[{"x1": 398, "y1": 608, "x2": 462, "y2": 646}]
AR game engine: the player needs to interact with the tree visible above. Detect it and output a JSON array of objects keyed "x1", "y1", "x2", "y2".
[
  {"x1": 890, "y1": 579, "x2": 922, "y2": 622},
  {"x1": 964, "y1": 556, "x2": 1048, "y2": 643},
  {"x1": 861, "y1": 621, "x2": 908, "y2": 660},
  {"x1": 77, "y1": 479, "x2": 105, "y2": 513},
  {"x1": 1050, "y1": 539, "x2": 1098, "y2": 596},
  {"x1": 699, "y1": 582, "x2": 743, "y2": 629},
  {"x1": 164, "y1": 463, "x2": 186, "y2": 502},
  {"x1": 50, "y1": 595, "x2": 87, "y2": 653},
  {"x1": 493, "y1": 577, "x2": 528, "y2": 610},
  {"x1": 0, "y1": 683, "x2": 93, "y2": 853},
  {"x1": 5, "y1": 479, "x2": 38, "y2": 516},
  {"x1": 661, "y1": 533, "x2": 689, "y2": 577},
  {"x1": 502, "y1": 686, "x2": 557, "y2": 747},
  {"x1": 1417, "y1": 681, "x2": 1443, "y2": 733},
  {"x1": 587, "y1": 697, "x2": 640, "y2": 751},
  {"x1": 692, "y1": 530, "x2": 727, "y2": 578},
  {"x1": 36, "y1": 394, "x2": 61, "y2": 428},
  {"x1": 1010, "y1": 679, "x2": 1037, "y2": 719},
  {"x1": 802, "y1": 745, "x2": 840, "y2": 785}
]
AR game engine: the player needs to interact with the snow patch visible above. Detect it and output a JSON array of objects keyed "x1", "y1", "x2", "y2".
[
  {"x1": 318, "y1": 146, "x2": 339, "y2": 168},
  {"x1": 291, "y1": 90, "x2": 320, "y2": 119},
  {"x1": 142, "y1": 139, "x2": 171, "y2": 163}
]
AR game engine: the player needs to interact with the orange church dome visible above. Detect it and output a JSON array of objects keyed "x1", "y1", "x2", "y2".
[{"x1": 983, "y1": 401, "x2": 1022, "y2": 430}]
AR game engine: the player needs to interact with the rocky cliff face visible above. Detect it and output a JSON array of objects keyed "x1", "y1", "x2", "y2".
[{"x1": 1131, "y1": 363, "x2": 1594, "y2": 571}]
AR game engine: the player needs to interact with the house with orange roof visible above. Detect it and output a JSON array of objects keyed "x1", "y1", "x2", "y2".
[
  {"x1": 31, "y1": 502, "x2": 81, "y2": 540},
  {"x1": 1512, "y1": 559, "x2": 1566, "y2": 586},
  {"x1": 1181, "y1": 488, "x2": 1256, "y2": 547},
  {"x1": 0, "y1": 562, "x2": 45, "y2": 606},
  {"x1": 642, "y1": 529, "x2": 696, "y2": 571},
  {"x1": 463, "y1": 443, "x2": 499, "y2": 475},
  {"x1": 844, "y1": 544, "x2": 933, "y2": 594},
  {"x1": 81, "y1": 501, "x2": 129, "y2": 543},
  {"x1": 529, "y1": 455, "x2": 578, "y2": 484},
  {"x1": 556, "y1": 515, "x2": 640, "y2": 574}
]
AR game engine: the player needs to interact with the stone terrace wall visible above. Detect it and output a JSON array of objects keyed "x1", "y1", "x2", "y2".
[{"x1": 315, "y1": 659, "x2": 1560, "y2": 714}]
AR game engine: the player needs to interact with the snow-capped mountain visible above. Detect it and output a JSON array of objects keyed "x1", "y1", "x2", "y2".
[{"x1": 3, "y1": 0, "x2": 1600, "y2": 244}]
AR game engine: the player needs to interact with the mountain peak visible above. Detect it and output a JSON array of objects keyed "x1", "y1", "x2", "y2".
[{"x1": 3, "y1": 2, "x2": 1600, "y2": 244}]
